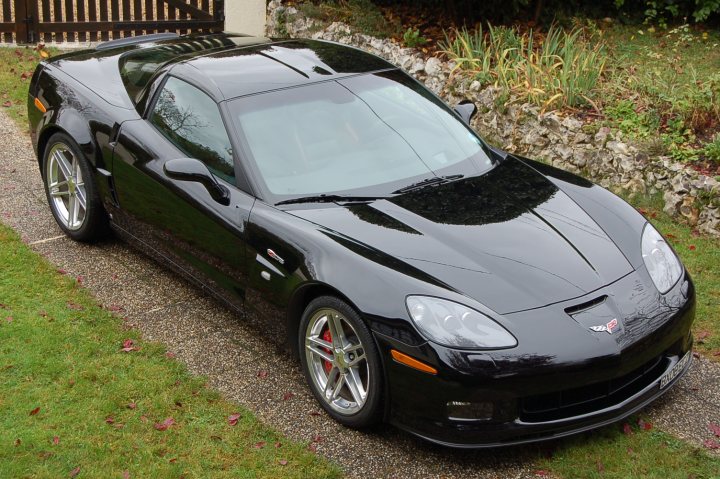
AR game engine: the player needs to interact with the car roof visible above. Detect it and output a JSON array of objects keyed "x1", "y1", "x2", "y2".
[{"x1": 178, "y1": 38, "x2": 397, "y2": 101}]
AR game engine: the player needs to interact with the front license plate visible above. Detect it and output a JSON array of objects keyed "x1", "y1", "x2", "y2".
[{"x1": 659, "y1": 351, "x2": 691, "y2": 389}]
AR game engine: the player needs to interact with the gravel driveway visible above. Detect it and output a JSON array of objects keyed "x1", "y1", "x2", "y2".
[{"x1": 1, "y1": 111, "x2": 718, "y2": 477}]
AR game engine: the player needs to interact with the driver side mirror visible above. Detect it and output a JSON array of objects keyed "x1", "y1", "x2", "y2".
[
  {"x1": 164, "y1": 158, "x2": 231, "y2": 206},
  {"x1": 454, "y1": 100, "x2": 477, "y2": 125}
]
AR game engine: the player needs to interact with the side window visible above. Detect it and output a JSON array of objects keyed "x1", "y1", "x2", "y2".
[{"x1": 150, "y1": 77, "x2": 235, "y2": 183}]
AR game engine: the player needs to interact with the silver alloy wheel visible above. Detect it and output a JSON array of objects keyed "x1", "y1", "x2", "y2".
[
  {"x1": 46, "y1": 143, "x2": 87, "y2": 231},
  {"x1": 305, "y1": 308, "x2": 370, "y2": 415}
]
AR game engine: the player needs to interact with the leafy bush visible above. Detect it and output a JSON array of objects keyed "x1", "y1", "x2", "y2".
[
  {"x1": 704, "y1": 134, "x2": 720, "y2": 162},
  {"x1": 403, "y1": 27, "x2": 428, "y2": 47},
  {"x1": 615, "y1": 0, "x2": 720, "y2": 24},
  {"x1": 298, "y1": 0, "x2": 401, "y2": 38},
  {"x1": 440, "y1": 24, "x2": 607, "y2": 109}
]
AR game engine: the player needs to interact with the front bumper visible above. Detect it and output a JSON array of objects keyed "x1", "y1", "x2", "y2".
[{"x1": 373, "y1": 271, "x2": 696, "y2": 447}]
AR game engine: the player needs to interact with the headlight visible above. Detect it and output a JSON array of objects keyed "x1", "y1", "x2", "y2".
[
  {"x1": 641, "y1": 223, "x2": 683, "y2": 294},
  {"x1": 406, "y1": 296, "x2": 516, "y2": 349}
]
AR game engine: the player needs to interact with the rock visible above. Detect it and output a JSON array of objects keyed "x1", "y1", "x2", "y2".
[
  {"x1": 594, "y1": 127, "x2": 611, "y2": 145},
  {"x1": 606, "y1": 141, "x2": 630, "y2": 156},
  {"x1": 424, "y1": 57, "x2": 443, "y2": 77},
  {"x1": 680, "y1": 196, "x2": 699, "y2": 225},
  {"x1": 671, "y1": 173, "x2": 690, "y2": 194},
  {"x1": 561, "y1": 116, "x2": 583, "y2": 132}
]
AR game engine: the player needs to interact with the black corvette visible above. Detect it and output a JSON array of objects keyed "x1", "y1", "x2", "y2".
[{"x1": 27, "y1": 32, "x2": 695, "y2": 447}]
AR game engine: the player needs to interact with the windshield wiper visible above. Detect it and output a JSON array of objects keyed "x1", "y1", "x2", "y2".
[
  {"x1": 391, "y1": 174, "x2": 464, "y2": 194},
  {"x1": 275, "y1": 194, "x2": 385, "y2": 206}
]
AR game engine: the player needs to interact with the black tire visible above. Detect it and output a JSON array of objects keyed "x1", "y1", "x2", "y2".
[
  {"x1": 299, "y1": 295, "x2": 383, "y2": 428},
  {"x1": 41, "y1": 132, "x2": 110, "y2": 242}
]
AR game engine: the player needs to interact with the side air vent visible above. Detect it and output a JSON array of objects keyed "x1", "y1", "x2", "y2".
[{"x1": 564, "y1": 295, "x2": 607, "y2": 315}]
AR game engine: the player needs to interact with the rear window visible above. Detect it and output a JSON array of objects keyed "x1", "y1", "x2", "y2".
[{"x1": 119, "y1": 47, "x2": 179, "y2": 103}]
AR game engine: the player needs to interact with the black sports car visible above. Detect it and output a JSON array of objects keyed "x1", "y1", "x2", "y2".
[{"x1": 27, "y1": 32, "x2": 695, "y2": 447}]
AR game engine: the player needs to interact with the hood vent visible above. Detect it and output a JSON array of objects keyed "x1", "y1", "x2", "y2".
[{"x1": 565, "y1": 295, "x2": 608, "y2": 315}]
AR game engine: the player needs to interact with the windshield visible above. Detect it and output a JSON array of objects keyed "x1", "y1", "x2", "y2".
[{"x1": 229, "y1": 70, "x2": 493, "y2": 201}]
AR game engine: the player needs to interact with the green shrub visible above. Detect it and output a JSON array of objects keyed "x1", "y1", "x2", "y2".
[
  {"x1": 615, "y1": 0, "x2": 720, "y2": 24},
  {"x1": 298, "y1": 0, "x2": 400, "y2": 38},
  {"x1": 440, "y1": 24, "x2": 607, "y2": 109},
  {"x1": 403, "y1": 27, "x2": 428, "y2": 48},
  {"x1": 704, "y1": 134, "x2": 720, "y2": 162}
]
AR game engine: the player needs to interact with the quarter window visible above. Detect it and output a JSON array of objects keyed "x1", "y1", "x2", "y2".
[{"x1": 150, "y1": 77, "x2": 235, "y2": 183}]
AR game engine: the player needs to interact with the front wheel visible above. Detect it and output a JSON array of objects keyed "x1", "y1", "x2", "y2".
[
  {"x1": 299, "y1": 296, "x2": 383, "y2": 428},
  {"x1": 42, "y1": 132, "x2": 109, "y2": 242}
]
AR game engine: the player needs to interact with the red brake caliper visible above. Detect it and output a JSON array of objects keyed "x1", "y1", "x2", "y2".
[{"x1": 322, "y1": 328, "x2": 333, "y2": 374}]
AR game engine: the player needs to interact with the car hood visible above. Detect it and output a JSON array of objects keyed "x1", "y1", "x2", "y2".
[{"x1": 288, "y1": 157, "x2": 634, "y2": 314}]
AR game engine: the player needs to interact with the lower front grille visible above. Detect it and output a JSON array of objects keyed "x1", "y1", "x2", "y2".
[{"x1": 520, "y1": 355, "x2": 668, "y2": 422}]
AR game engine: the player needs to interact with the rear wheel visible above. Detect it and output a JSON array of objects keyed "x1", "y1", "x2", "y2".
[
  {"x1": 299, "y1": 296, "x2": 382, "y2": 428},
  {"x1": 42, "y1": 133, "x2": 109, "y2": 242}
]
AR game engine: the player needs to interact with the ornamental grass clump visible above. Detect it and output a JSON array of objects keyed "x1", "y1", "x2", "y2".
[{"x1": 440, "y1": 24, "x2": 607, "y2": 110}]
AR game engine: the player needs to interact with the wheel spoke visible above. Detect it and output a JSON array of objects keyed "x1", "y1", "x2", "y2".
[
  {"x1": 331, "y1": 372, "x2": 345, "y2": 400},
  {"x1": 325, "y1": 312, "x2": 347, "y2": 348},
  {"x1": 75, "y1": 185, "x2": 87, "y2": 209},
  {"x1": 67, "y1": 193, "x2": 76, "y2": 228},
  {"x1": 307, "y1": 335, "x2": 333, "y2": 351},
  {"x1": 49, "y1": 179, "x2": 68, "y2": 189},
  {"x1": 323, "y1": 366, "x2": 339, "y2": 399},
  {"x1": 50, "y1": 188, "x2": 70, "y2": 197},
  {"x1": 344, "y1": 368, "x2": 366, "y2": 406},
  {"x1": 306, "y1": 342, "x2": 333, "y2": 363},
  {"x1": 54, "y1": 151, "x2": 73, "y2": 180}
]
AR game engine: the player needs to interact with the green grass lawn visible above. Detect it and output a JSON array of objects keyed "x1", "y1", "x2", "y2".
[
  {"x1": 0, "y1": 223, "x2": 340, "y2": 477},
  {"x1": 536, "y1": 419, "x2": 720, "y2": 479}
]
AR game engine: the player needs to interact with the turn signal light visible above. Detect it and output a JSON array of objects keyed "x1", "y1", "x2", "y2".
[
  {"x1": 34, "y1": 97, "x2": 47, "y2": 113},
  {"x1": 390, "y1": 349, "x2": 437, "y2": 375}
]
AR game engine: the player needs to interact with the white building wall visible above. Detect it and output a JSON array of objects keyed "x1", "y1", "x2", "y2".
[{"x1": 225, "y1": 0, "x2": 267, "y2": 36}]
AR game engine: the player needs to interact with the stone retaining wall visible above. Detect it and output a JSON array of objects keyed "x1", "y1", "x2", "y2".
[{"x1": 266, "y1": 0, "x2": 719, "y2": 236}]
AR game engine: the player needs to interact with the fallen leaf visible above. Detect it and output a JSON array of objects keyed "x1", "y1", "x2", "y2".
[
  {"x1": 120, "y1": 339, "x2": 139, "y2": 353},
  {"x1": 58, "y1": 268, "x2": 67, "y2": 275},
  {"x1": 76, "y1": 276, "x2": 84, "y2": 285},
  {"x1": 30, "y1": 407, "x2": 40, "y2": 416},
  {"x1": 52, "y1": 436, "x2": 59, "y2": 445},
  {"x1": 228, "y1": 413, "x2": 241, "y2": 426},
  {"x1": 40, "y1": 50, "x2": 49, "y2": 58},
  {"x1": 688, "y1": 245, "x2": 696, "y2": 251},
  {"x1": 20, "y1": 72, "x2": 29, "y2": 80},
  {"x1": 0, "y1": 303, "x2": 7, "y2": 309},
  {"x1": 14, "y1": 438, "x2": 21, "y2": 446},
  {"x1": 66, "y1": 302, "x2": 84, "y2": 311},
  {"x1": 307, "y1": 443, "x2": 317, "y2": 453},
  {"x1": 274, "y1": 441, "x2": 282, "y2": 448},
  {"x1": 697, "y1": 330, "x2": 710, "y2": 344},
  {"x1": 2, "y1": 101, "x2": 11, "y2": 108},
  {"x1": 709, "y1": 423, "x2": 720, "y2": 437},
  {"x1": 282, "y1": 392, "x2": 294, "y2": 401},
  {"x1": 622, "y1": 423, "x2": 633, "y2": 435},
  {"x1": 279, "y1": 459, "x2": 288, "y2": 466},
  {"x1": 106, "y1": 305, "x2": 124, "y2": 312},
  {"x1": 169, "y1": 458, "x2": 177, "y2": 463},
  {"x1": 312, "y1": 434, "x2": 323, "y2": 443},
  {"x1": 105, "y1": 416, "x2": 115, "y2": 424},
  {"x1": 140, "y1": 415, "x2": 148, "y2": 422},
  {"x1": 5, "y1": 316, "x2": 12, "y2": 323},
  {"x1": 38, "y1": 310, "x2": 48, "y2": 318},
  {"x1": 127, "y1": 402, "x2": 137, "y2": 410},
  {"x1": 534, "y1": 471, "x2": 549, "y2": 477},
  {"x1": 153, "y1": 417, "x2": 175, "y2": 431},
  {"x1": 703, "y1": 439, "x2": 720, "y2": 450},
  {"x1": 637, "y1": 418, "x2": 653, "y2": 430},
  {"x1": 253, "y1": 441, "x2": 266, "y2": 449},
  {"x1": 257, "y1": 370, "x2": 268, "y2": 379},
  {"x1": 122, "y1": 471, "x2": 130, "y2": 479},
  {"x1": 597, "y1": 460, "x2": 605, "y2": 472},
  {"x1": 69, "y1": 466, "x2": 81, "y2": 477},
  {"x1": 165, "y1": 352, "x2": 176, "y2": 358},
  {"x1": 309, "y1": 411, "x2": 322, "y2": 417}
]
